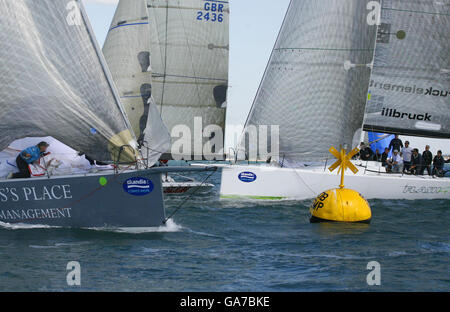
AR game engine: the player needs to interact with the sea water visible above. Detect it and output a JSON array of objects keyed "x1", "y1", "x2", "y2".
[{"x1": 0, "y1": 170, "x2": 448, "y2": 291}]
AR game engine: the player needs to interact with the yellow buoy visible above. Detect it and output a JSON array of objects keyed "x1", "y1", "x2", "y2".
[
  {"x1": 310, "y1": 146, "x2": 372, "y2": 223},
  {"x1": 310, "y1": 188, "x2": 371, "y2": 223}
]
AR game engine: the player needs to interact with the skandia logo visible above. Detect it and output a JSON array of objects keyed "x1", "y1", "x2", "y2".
[
  {"x1": 238, "y1": 172, "x2": 257, "y2": 183},
  {"x1": 123, "y1": 177, "x2": 154, "y2": 196},
  {"x1": 381, "y1": 108, "x2": 432, "y2": 121}
]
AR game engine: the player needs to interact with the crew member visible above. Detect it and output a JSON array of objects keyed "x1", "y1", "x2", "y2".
[
  {"x1": 433, "y1": 150, "x2": 445, "y2": 177},
  {"x1": 401, "y1": 141, "x2": 413, "y2": 173},
  {"x1": 374, "y1": 149, "x2": 382, "y2": 162},
  {"x1": 410, "y1": 148, "x2": 423, "y2": 175},
  {"x1": 422, "y1": 145, "x2": 433, "y2": 176},
  {"x1": 388, "y1": 149, "x2": 403, "y2": 173},
  {"x1": 381, "y1": 147, "x2": 391, "y2": 172},
  {"x1": 359, "y1": 142, "x2": 374, "y2": 161},
  {"x1": 388, "y1": 134, "x2": 403, "y2": 153},
  {"x1": 7, "y1": 141, "x2": 50, "y2": 179}
]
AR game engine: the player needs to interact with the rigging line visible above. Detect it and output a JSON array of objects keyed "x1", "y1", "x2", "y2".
[
  {"x1": 61, "y1": 163, "x2": 135, "y2": 205},
  {"x1": 6, "y1": 160, "x2": 17, "y2": 168},
  {"x1": 109, "y1": 22, "x2": 149, "y2": 31},
  {"x1": 152, "y1": 73, "x2": 228, "y2": 81},
  {"x1": 151, "y1": 80, "x2": 223, "y2": 87},
  {"x1": 292, "y1": 167, "x2": 317, "y2": 197},
  {"x1": 141, "y1": 141, "x2": 168, "y2": 155},
  {"x1": 5, "y1": 147, "x2": 21, "y2": 152},
  {"x1": 159, "y1": 1, "x2": 170, "y2": 114},
  {"x1": 163, "y1": 168, "x2": 218, "y2": 223},
  {"x1": 275, "y1": 47, "x2": 374, "y2": 51},
  {"x1": 382, "y1": 7, "x2": 450, "y2": 16}
]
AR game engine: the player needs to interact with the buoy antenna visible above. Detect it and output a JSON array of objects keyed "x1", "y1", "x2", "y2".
[{"x1": 328, "y1": 146, "x2": 359, "y2": 188}]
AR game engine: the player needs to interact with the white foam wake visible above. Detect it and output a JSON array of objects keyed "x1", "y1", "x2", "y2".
[
  {"x1": 84, "y1": 218, "x2": 183, "y2": 234},
  {"x1": 0, "y1": 221, "x2": 61, "y2": 230},
  {"x1": 0, "y1": 219, "x2": 182, "y2": 233},
  {"x1": 29, "y1": 241, "x2": 91, "y2": 249}
]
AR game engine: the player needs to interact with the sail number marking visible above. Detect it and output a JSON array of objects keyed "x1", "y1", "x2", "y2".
[{"x1": 197, "y1": 2, "x2": 225, "y2": 23}]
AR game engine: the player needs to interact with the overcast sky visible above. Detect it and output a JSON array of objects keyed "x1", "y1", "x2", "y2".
[{"x1": 82, "y1": 0, "x2": 290, "y2": 149}]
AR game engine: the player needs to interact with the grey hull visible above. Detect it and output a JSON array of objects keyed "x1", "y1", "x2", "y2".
[{"x1": 0, "y1": 169, "x2": 165, "y2": 228}]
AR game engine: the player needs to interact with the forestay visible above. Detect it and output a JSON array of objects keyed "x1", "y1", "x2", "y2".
[
  {"x1": 362, "y1": 0, "x2": 450, "y2": 139},
  {"x1": 146, "y1": 0, "x2": 229, "y2": 152},
  {"x1": 238, "y1": 0, "x2": 377, "y2": 166},
  {"x1": 0, "y1": 0, "x2": 137, "y2": 162},
  {"x1": 103, "y1": 0, "x2": 170, "y2": 165}
]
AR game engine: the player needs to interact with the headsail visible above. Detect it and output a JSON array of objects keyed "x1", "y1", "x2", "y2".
[
  {"x1": 362, "y1": 0, "x2": 450, "y2": 139},
  {"x1": 146, "y1": 0, "x2": 229, "y2": 156},
  {"x1": 0, "y1": 0, "x2": 137, "y2": 161},
  {"x1": 103, "y1": 0, "x2": 170, "y2": 165},
  {"x1": 238, "y1": 0, "x2": 377, "y2": 166}
]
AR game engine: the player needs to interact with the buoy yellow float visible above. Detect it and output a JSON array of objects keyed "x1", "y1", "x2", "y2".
[{"x1": 310, "y1": 146, "x2": 371, "y2": 223}]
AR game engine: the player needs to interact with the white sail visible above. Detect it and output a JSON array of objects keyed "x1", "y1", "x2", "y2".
[
  {"x1": 362, "y1": 0, "x2": 450, "y2": 138},
  {"x1": 146, "y1": 0, "x2": 229, "y2": 155},
  {"x1": 0, "y1": 0, "x2": 137, "y2": 161},
  {"x1": 141, "y1": 97, "x2": 171, "y2": 163},
  {"x1": 238, "y1": 0, "x2": 378, "y2": 166},
  {"x1": 103, "y1": 0, "x2": 170, "y2": 165}
]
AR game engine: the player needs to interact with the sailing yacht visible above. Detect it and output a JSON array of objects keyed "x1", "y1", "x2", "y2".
[
  {"x1": 0, "y1": 0, "x2": 215, "y2": 228},
  {"x1": 219, "y1": 0, "x2": 450, "y2": 200},
  {"x1": 102, "y1": 0, "x2": 229, "y2": 194}
]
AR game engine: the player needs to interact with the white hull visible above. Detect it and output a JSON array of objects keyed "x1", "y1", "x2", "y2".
[{"x1": 220, "y1": 163, "x2": 450, "y2": 200}]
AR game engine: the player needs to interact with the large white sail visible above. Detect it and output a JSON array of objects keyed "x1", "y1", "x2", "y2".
[
  {"x1": 238, "y1": 0, "x2": 378, "y2": 166},
  {"x1": 103, "y1": 0, "x2": 170, "y2": 164},
  {"x1": 146, "y1": 0, "x2": 229, "y2": 155},
  {"x1": 0, "y1": 0, "x2": 137, "y2": 161},
  {"x1": 362, "y1": 0, "x2": 450, "y2": 139}
]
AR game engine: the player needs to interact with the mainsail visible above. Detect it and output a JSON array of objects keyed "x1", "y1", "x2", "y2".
[
  {"x1": 238, "y1": 0, "x2": 378, "y2": 166},
  {"x1": 146, "y1": 0, "x2": 229, "y2": 155},
  {"x1": 103, "y1": 0, "x2": 170, "y2": 164},
  {"x1": 0, "y1": 0, "x2": 137, "y2": 161},
  {"x1": 362, "y1": 0, "x2": 450, "y2": 139}
]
